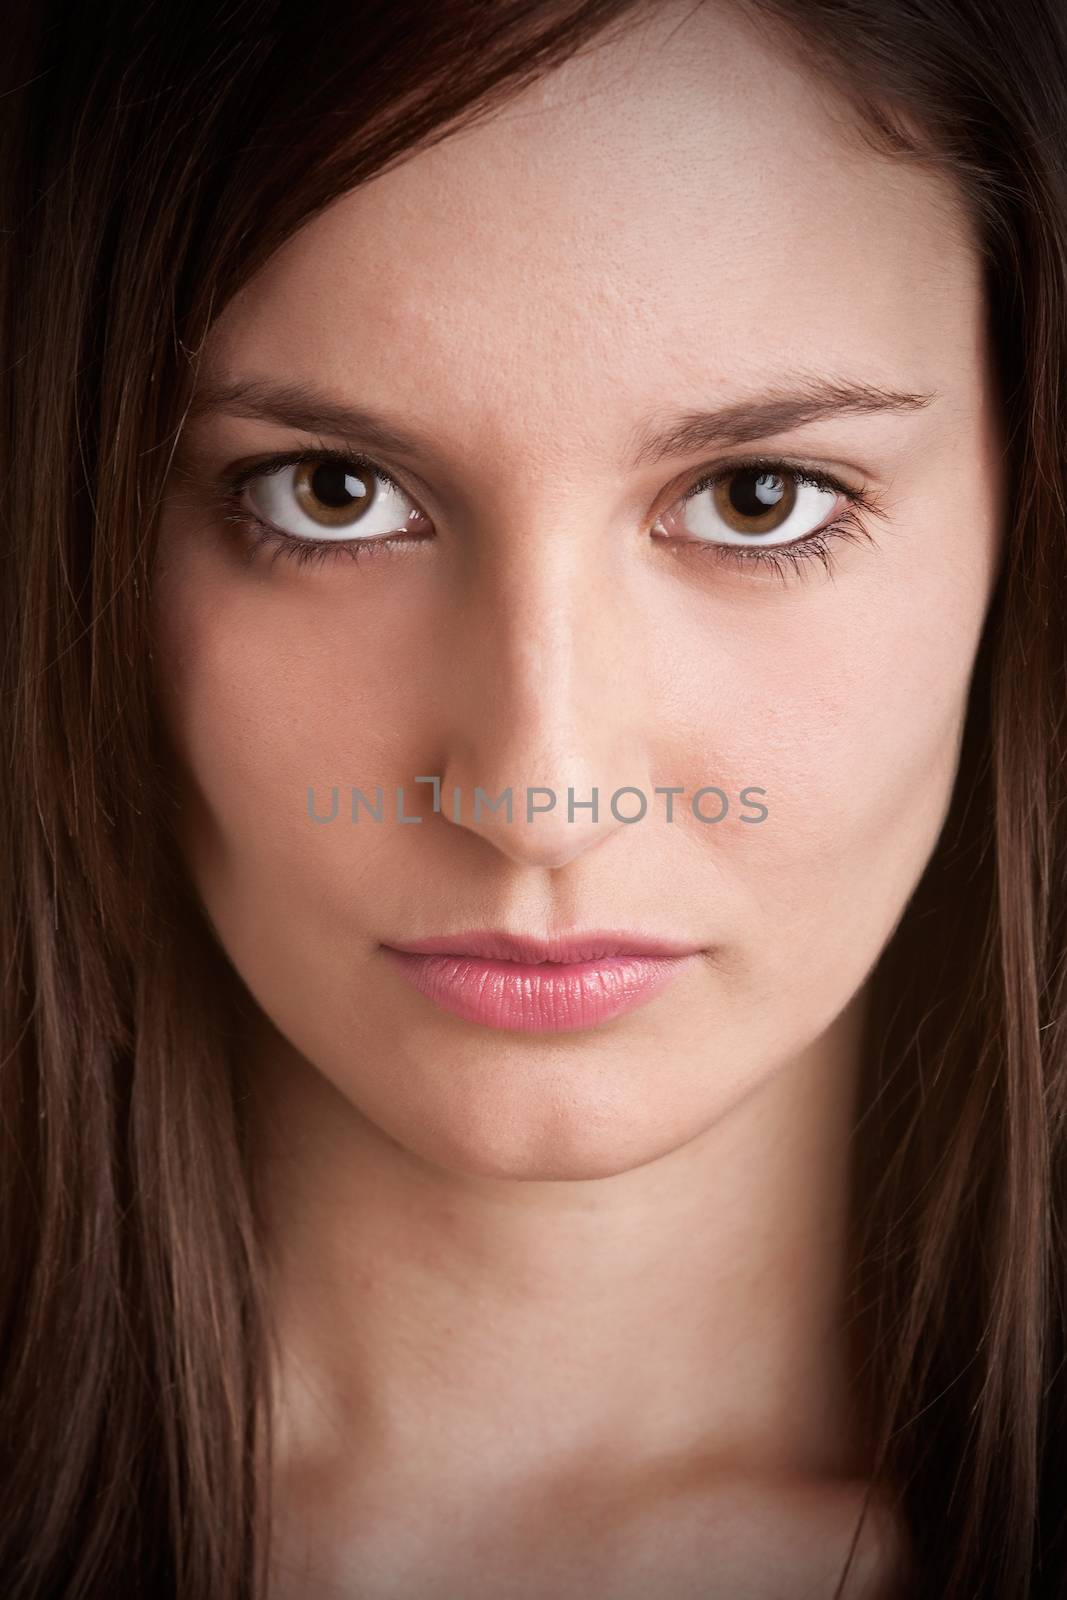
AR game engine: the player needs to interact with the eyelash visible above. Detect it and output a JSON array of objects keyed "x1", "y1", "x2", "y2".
[{"x1": 217, "y1": 445, "x2": 882, "y2": 583}]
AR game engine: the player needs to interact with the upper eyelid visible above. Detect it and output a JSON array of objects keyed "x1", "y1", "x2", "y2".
[{"x1": 681, "y1": 460, "x2": 854, "y2": 501}]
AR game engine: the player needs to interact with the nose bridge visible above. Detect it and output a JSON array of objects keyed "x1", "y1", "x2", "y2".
[{"x1": 438, "y1": 532, "x2": 651, "y2": 868}]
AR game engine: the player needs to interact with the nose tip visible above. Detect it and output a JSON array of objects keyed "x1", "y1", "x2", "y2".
[{"x1": 435, "y1": 766, "x2": 647, "y2": 869}]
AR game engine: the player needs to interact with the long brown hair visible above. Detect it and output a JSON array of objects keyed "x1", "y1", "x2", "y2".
[{"x1": 2, "y1": 2, "x2": 1064, "y2": 1595}]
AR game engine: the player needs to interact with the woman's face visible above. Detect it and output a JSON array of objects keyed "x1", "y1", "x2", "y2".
[{"x1": 153, "y1": 0, "x2": 1003, "y2": 1179}]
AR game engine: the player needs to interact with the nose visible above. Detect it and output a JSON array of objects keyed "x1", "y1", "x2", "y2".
[{"x1": 436, "y1": 535, "x2": 654, "y2": 870}]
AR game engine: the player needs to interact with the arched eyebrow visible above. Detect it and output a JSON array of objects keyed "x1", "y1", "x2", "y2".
[
  {"x1": 628, "y1": 377, "x2": 935, "y2": 466},
  {"x1": 187, "y1": 372, "x2": 936, "y2": 470}
]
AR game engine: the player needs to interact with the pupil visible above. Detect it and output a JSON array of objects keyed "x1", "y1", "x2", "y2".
[
  {"x1": 729, "y1": 470, "x2": 784, "y2": 518},
  {"x1": 311, "y1": 462, "x2": 367, "y2": 508}
]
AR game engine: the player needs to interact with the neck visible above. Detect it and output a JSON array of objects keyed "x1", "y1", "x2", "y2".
[{"x1": 246, "y1": 987, "x2": 870, "y2": 1507}]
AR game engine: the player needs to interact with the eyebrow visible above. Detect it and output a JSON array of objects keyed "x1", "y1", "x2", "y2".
[{"x1": 187, "y1": 372, "x2": 936, "y2": 471}]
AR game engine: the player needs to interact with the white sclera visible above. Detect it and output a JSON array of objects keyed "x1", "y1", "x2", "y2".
[
  {"x1": 246, "y1": 463, "x2": 420, "y2": 542},
  {"x1": 679, "y1": 474, "x2": 839, "y2": 546}
]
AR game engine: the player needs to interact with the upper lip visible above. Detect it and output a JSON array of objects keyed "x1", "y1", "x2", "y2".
[{"x1": 382, "y1": 929, "x2": 703, "y2": 963}]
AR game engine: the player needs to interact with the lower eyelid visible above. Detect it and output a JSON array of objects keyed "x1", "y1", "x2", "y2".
[
  {"x1": 225, "y1": 500, "x2": 431, "y2": 570},
  {"x1": 680, "y1": 509, "x2": 876, "y2": 578}
]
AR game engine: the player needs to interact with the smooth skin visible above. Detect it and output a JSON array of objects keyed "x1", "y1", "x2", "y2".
[{"x1": 152, "y1": 0, "x2": 1003, "y2": 1593}]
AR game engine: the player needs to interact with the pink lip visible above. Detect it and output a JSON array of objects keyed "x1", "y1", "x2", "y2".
[{"x1": 380, "y1": 928, "x2": 703, "y2": 1033}]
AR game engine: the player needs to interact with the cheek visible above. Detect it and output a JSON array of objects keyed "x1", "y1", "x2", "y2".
[
  {"x1": 673, "y1": 550, "x2": 991, "y2": 1043},
  {"x1": 149, "y1": 529, "x2": 430, "y2": 959}
]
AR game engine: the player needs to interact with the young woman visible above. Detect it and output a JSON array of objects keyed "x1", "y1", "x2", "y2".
[{"x1": 2, "y1": 0, "x2": 1065, "y2": 1595}]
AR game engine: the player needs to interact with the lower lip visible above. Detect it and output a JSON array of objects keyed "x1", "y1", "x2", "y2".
[{"x1": 381, "y1": 949, "x2": 694, "y2": 1033}]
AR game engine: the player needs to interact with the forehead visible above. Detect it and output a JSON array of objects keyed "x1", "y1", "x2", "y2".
[{"x1": 205, "y1": 0, "x2": 982, "y2": 459}]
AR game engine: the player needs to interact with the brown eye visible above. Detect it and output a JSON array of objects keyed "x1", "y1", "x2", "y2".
[
  {"x1": 292, "y1": 460, "x2": 376, "y2": 527},
  {"x1": 712, "y1": 469, "x2": 797, "y2": 535},
  {"x1": 660, "y1": 464, "x2": 841, "y2": 549},
  {"x1": 243, "y1": 457, "x2": 430, "y2": 543}
]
